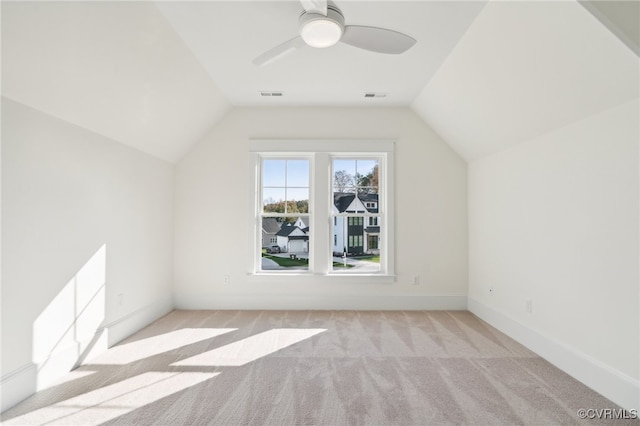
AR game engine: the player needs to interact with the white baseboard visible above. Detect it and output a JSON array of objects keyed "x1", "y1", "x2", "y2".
[
  {"x1": 102, "y1": 297, "x2": 174, "y2": 347},
  {"x1": 173, "y1": 292, "x2": 468, "y2": 311},
  {"x1": 468, "y1": 297, "x2": 639, "y2": 411},
  {"x1": 0, "y1": 363, "x2": 37, "y2": 413},
  {"x1": 0, "y1": 297, "x2": 173, "y2": 414}
]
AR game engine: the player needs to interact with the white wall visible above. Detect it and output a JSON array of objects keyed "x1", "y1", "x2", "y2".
[
  {"x1": 1, "y1": 98, "x2": 175, "y2": 411},
  {"x1": 173, "y1": 107, "x2": 467, "y2": 310},
  {"x1": 468, "y1": 99, "x2": 639, "y2": 409}
]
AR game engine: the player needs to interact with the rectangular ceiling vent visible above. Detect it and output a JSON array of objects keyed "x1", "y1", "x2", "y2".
[
  {"x1": 260, "y1": 91, "x2": 283, "y2": 97},
  {"x1": 364, "y1": 92, "x2": 387, "y2": 98}
]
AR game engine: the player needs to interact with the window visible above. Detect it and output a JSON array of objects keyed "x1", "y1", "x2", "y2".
[
  {"x1": 250, "y1": 140, "x2": 394, "y2": 279},
  {"x1": 260, "y1": 158, "x2": 310, "y2": 271},
  {"x1": 332, "y1": 157, "x2": 382, "y2": 271}
]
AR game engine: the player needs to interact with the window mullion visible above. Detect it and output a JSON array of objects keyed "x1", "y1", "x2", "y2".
[{"x1": 311, "y1": 152, "x2": 330, "y2": 274}]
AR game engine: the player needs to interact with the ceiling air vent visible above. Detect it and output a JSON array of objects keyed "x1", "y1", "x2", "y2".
[
  {"x1": 364, "y1": 92, "x2": 387, "y2": 98},
  {"x1": 260, "y1": 91, "x2": 284, "y2": 97}
]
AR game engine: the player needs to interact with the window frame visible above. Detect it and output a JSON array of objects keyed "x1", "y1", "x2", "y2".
[
  {"x1": 255, "y1": 154, "x2": 314, "y2": 274},
  {"x1": 331, "y1": 154, "x2": 384, "y2": 273},
  {"x1": 248, "y1": 139, "x2": 395, "y2": 282}
]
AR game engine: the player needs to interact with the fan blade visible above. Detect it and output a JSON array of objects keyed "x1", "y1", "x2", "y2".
[
  {"x1": 253, "y1": 36, "x2": 306, "y2": 66},
  {"x1": 300, "y1": 0, "x2": 327, "y2": 15},
  {"x1": 341, "y1": 26, "x2": 416, "y2": 54}
]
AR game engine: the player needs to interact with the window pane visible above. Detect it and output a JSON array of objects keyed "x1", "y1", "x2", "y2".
[
  {"x1": 331, "y1": 215, "x2": 381, "y2": 273},
  {"x1": 356, "y1": 159, "x2": 379, "y2": 195},
  {"x1": 261, "y1": 216, "x2": 310, "y2": 272},
  {"x1": 287, "y1": 160, "x2": 309, "y2": 187},
  {"x1": 334, "y1": 158, "x2": 379, "y2": 213},
  {"x1": 263, "y1": 159, "x2": 285, "y2": 187},
  {"x1": 287, "y1": 188, "x2": 309, "y2": 213},
  {"x1": 263, "y1": 159, "x2": 310, "y2": 214},
  {"x1": 356, "y1": 159, "x2": 378, "y2": 177},
  {"x1": 263, "y1": 188, "x2": 285, "y2": 213},
  {"x1": 333, "y1": 159, "x2": 356, "y2": 193},
  {"x1": 334, "y1": 159, "x2": 356, "y2": 178}
]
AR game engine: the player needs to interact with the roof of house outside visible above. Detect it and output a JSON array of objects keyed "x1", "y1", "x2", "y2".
[
  {"x1": 334, "y1": 192, "x2": 379, "y2": 213},
  {"x1": 262, "y1": 217, "x2": 281, "y2": 234},
  {"x1": 276, "y1": 224, "x2": 303, "y2": 237}
]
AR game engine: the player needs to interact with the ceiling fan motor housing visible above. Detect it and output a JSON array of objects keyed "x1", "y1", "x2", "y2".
[{"x1": 299, "y1": 6, "x2": 345, "y2": 48}]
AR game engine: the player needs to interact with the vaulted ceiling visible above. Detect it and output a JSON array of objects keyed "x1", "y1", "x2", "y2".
[{"x1": 2, "y1": 1, "x2": 638, "y2": 163}]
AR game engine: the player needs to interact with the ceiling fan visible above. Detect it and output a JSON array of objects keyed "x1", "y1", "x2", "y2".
[{"x1": 253, "y1": 0, "x2": 417, "y2": 66}]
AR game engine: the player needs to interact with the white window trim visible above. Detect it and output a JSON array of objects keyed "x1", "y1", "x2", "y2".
[
  {"x1": 248, "y1": 139, "x2": 395, "y2": 282},
  {"x1": 255, "y1": 153, "x2": 314, "y2": 274}
]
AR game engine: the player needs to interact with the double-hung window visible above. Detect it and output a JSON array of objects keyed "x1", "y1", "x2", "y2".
[
  {"x1": 249, "y1": 140, "x2": 394, "y2": 280},
  {"x1": 331, "y1": 157, "x2": 382, "y2": 273},
  {"x1": 259, "y1": 156, "x2": 312, "y2": 271}
]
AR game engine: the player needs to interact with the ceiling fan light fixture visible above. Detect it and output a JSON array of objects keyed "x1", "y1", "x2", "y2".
[
  {"x1": 301, "y1": 19, "x2": 342, "y2": 47},
  {"x1": 299, "y1": 8, "x2": 344, "y2": 48},
  {"x1": 254, "y1": 2, "x2": 417, "y2": 66}
]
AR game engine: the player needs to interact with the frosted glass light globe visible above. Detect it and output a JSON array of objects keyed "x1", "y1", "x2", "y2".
[{"x1": 300, "y1": 18, "x2": 342, "y2": 48}]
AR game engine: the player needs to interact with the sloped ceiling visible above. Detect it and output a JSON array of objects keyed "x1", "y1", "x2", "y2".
[
  {"x1": 411, "y1": 0, "x2": 639, "y2": 161},
  {"x1": 2, "y1": 1, "x2": 638, "y2": 163},
  {"x1": 1, "y1": 2, "x2": 231, "y2": 163}
]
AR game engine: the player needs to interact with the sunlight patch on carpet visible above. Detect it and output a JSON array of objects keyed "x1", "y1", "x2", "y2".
[
  {"x1": 85, "y1": 328, "x2": 237, "y2": 365},
  {"x1": 3, "y1": 372, "x2": 218, "y2": 425},
  {"x1": 42, "y1": 370, "x2": 98, "y2": 390},
  {"x1": 172, "y1": 328, "x2": 326, "y2": 367}
]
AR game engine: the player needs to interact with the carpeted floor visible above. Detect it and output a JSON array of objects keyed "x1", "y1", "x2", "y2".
[{"x1": 1, "y1": 310, "x2": 635, "y2": 425}]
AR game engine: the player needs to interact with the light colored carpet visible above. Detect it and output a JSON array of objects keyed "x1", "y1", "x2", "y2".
[{"x1": 1, "y1": 310, "x2": 634, "y2": 425}]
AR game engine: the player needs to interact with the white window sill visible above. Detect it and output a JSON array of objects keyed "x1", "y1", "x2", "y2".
[{"x1": 247, "y1": 273, "x2": 396, "y2": 284}]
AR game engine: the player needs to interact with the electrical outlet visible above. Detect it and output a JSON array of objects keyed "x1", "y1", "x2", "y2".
[
  {"x1": 412, "y1": 275, "x2": 420, "y2": 285},
  {"x1": 526, "y1": 299, "x2": 533, "y2": 313},
  {"x1": 223, "y1": 275, "x2": 230, "y2": 285}
]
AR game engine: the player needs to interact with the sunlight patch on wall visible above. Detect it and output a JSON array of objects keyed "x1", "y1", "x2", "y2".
[
  {"x1": 85, "y1": 328, "x2": 237, "y2": 365},
  {"x1": 172, "y1": 328, "x2": 326, "y2": 367},
  {"x1": 32, "y1": 245, "x2": 107, "y2": 389},
  {"x1": 2, "y1": 372, "x2": 218, "y2": 425}
]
